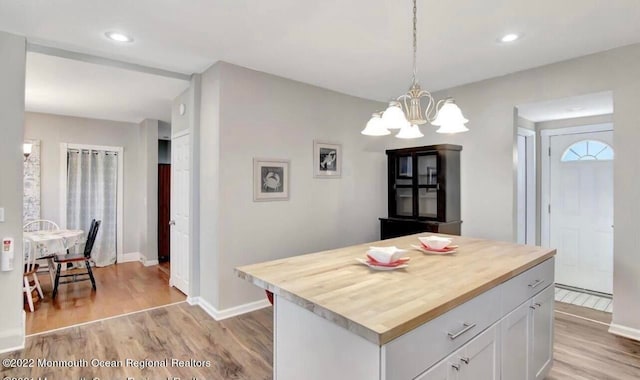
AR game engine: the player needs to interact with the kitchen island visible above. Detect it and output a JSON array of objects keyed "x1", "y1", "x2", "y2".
[{"x1": 236, "y1": 233, "x2": 556, "y2": 380}]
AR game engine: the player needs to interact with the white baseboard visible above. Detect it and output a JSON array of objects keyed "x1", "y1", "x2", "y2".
[
  {"x1": 189, "y1": 297, "x2": 270, "y2": 321},
  {"x1": 142, "y1": 259, "x2": 159, "y2": 267},
  {"x1": 119, "y1": 252, "x2": 140, "y2": 263},
  {"x1": 609, "y1": 323, "x2": 640, "y2": 342},
  {"x1": 186, "y1": 297, "x2": 199, "y2": 306},
  {"x1": 0, "y1": 312, "x2": 25, "y2": 354}
]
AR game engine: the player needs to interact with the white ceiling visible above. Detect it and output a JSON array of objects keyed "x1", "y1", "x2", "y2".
[
  {"x1": 25, "y1": 53, "x2": 189, "y2": 123},
  {"x1": 517, "y1": 91, "x2": 613, "y2": 122},
  {"x1": 2, "y1": 0, "x2": 640, "y2": 122}
]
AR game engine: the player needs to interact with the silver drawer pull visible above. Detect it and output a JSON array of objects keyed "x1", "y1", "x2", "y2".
[
  {"x1": 460, "y1": 357, "x2": 470, "y2": 364},
  {"x1": 448, "y1": 322, "x2": 477, "y2": 340},
  {"x1": 451, "y1": 363, "x2": 460, "y2": 371},
  {"x1": 528, "y1": 279, "x2": 545, "y2": 289}
]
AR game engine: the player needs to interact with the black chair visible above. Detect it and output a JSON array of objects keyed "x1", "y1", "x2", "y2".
[{"x1": 52, "y1": 219, "x2": 101, "y2": 299}]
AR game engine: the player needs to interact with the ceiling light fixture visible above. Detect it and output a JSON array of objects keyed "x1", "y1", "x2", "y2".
[
  {"x1": 499, "y1": 33, "x2": 520, "y2": 43},
  {"x1": 105, "y1": 31, "x2": 134, "y2": 43},
  {"x1": 362, "y1": 0, "x2": 469, "y2": 138}
]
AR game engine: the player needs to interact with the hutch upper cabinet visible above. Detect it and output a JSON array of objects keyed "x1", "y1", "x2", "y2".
[{"x1": 380, "y1": 144, "x2": 462, "y2": 239}]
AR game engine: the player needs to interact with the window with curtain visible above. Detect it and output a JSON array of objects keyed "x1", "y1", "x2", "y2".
[{"x1": 66, "y1": 148, "x2": 118, "y2": 267}]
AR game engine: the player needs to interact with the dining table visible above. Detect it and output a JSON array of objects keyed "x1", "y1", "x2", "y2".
[{"x1": 23, "y1": 229, "x2": 85, "y2": 283}]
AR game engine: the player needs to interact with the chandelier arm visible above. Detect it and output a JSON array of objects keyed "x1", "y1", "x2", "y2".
[
  {"x1": 402, "y1": 95, "x2": 411, "y2": 118},
  {"x1": 422, "y1": 92, "x2": 437, "y2": 122}
]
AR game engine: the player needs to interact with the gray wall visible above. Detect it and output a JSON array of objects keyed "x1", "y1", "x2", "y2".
[
  {"x1": 198, "y1": 65, "x2": 221, "y2": 306},
  {"x1": 171, "y1": 89, "x2": 191, "y2": 134},
  {"x1": 535, "y1": 113, "x2": 613, "y2": 130},
  {"x1": 198, "y1": 62, "x2": 387, "y2": 310},
  {"x1": 138, "y1": 119, "x2": 159, "y2": 264},
  {"x1": 430, "y1": 43, "x2": 640, "y2": 335},
  {"x1": 0, "y1": 32, "x2": 26, "y2": 352}
]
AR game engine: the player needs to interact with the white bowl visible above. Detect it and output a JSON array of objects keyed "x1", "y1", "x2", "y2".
[
  {"x1": 367, "y1": 246, "x2": 408, "y2": 264},
  {"x1": 418, "y1": 236, "x2": 453, "y2": 250}
]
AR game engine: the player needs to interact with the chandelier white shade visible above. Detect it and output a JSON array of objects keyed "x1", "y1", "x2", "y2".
[
  {"x1": 381, "y1": 102, "x2": 409, "y2": 130},
  {"x1": 432, "y1": 102, "x2": 470, "y2": 134},
  {"x1": 395, "y1": 124, "x2": 424, "y2": 139},
  {"x1": 361, "y1": 113, "x2": 391, "y2": 136},
  {"x1": 361, "y1": 0, "x2": 469, "y2": 139}
]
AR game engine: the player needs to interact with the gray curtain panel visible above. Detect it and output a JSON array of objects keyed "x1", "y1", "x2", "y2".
[{"x1": 66, "y1": 149, "x2": 118, "y2": 267}]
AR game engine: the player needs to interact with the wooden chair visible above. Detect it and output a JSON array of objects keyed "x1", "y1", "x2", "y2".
[
  {"x1": 23, "y1": 219, "x2": 60, "y2": 284},
  {"x1": 23, "y1": 238, "x2": 44, "y2": 312},
  {"x1": 52, "y1": 220, "x2": 100, "y2": 299}
]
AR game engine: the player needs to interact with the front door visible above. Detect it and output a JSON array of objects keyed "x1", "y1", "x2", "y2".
[
  {"x1": 170, "y1": 133, "x2": 190, "y2": 295},
  {"x1": 549, "y1": 130, "x2": 613, "y2": 293}
]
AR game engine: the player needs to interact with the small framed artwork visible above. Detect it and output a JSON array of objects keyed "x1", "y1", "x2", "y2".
[
  {"x1": 314, "y1": 140, "x2": 342, "y2": 178},
  {"x1": 253, "y1": 158, "x2": 290, "y2": 201}
]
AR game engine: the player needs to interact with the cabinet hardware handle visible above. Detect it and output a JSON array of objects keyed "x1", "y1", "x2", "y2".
[
  {"x1": 460, "y1": 357, "x2": 470, "y2": 364},
  {"x1": 530, "y1": 302, "x2": 542, "y2": 310},
  {"x1": 451, "y1": 364, "x2": 460, "y2": 371},
  {"x1": 534, "y1": 303, "x2": 541, "y2": 308},
  {"x1": 448, "y1": 322, "x2": 477, "y2": 340},
  {"x1": 530, "y1": 305, "x2": 537, "y2": 310},
  {"x1": 528, "y1": 279, "x2": 545, "y2": 289}
]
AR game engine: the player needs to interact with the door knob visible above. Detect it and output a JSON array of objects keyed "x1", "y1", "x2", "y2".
[{"x1": 169, "y1": 220, "x2": 176, "y2": 226}]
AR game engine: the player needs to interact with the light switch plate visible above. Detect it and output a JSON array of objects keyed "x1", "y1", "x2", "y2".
[{"x1": 0, "y1": 208, "x2": 4, "y2": 222}]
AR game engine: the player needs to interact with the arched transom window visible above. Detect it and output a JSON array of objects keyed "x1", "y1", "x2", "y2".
[{"x1": 561, "y1": 140, "x2": 614, "y2": 162}]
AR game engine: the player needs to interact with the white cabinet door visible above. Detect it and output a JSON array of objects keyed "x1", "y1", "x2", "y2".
[
  {"x1": 415, "y1": 354, "x2": 458, "y2": 380},
  {"x1": 462, "y1": 324, "x2": 499, "y2": 380},
  {"x1": 501, "y1": 301, "x2": 531, "y2": 380},
  {"x1": 416, "y1": 325, "x2": 499, "y2": 380},
  {"x1": 531, "y1": 285, "x2": 554, "y2": 380}
]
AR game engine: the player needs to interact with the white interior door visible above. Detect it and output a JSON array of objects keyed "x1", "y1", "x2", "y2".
[
  {"x1": 170, "y1": 133, "x2": 190, "y2": 295},
  {"x1": 549, "y1": 130, "x2": 613, "y2": 293}
]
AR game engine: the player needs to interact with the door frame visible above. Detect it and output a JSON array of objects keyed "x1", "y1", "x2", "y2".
[
  {"x1": 59, "y1": 143, "x2": 124, "y2": 262},
  {"x1": 540, "y1": 123, "x2": 613, "y2": 247},
  {"x1": 516, "y1": 128, "x2": 536, "y2": 245}
]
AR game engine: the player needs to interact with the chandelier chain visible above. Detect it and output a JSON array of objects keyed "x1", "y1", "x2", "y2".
[{"x1": 412, "y1": 0, "x2": 418, "y2": 86}]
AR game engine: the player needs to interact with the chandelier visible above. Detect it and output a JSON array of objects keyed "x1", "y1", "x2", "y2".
[{"x1": 362, "y1": 0, "x2": 469, "y2": 138}]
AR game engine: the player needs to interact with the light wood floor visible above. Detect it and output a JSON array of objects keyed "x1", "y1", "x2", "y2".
[
  {"x1": 548, "y1": 302, "x2": 640, "y2": 380},
  {"x1": 25, "y1": 261, "x2": 185, "y2": 335},
  {"x1": 3, "y1": 300, "x2": 639, "y2": 379}
]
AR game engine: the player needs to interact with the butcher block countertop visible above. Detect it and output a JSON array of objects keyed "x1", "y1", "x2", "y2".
[{"x1": 235, "y1": 233, "x2": 556, "y2": 345}]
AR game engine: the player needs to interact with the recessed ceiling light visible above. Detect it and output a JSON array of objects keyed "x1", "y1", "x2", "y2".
[
  {"x1": 499, "y1": 33, "x2": 520, "y2": 43},
  {"x1": 105, "y1": 31, "x2": 134, "y2": 43}
]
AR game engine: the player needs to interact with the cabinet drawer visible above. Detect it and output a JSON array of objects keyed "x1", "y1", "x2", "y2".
[
  {"x1": 502, "y1": 258, "x2": 555, "y2": 314},
  {"x1": 383, "y1": 284, "x2": 502, "y2": 380}
]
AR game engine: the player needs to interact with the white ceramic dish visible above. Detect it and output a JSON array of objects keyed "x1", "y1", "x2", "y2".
[
  {"x1": 411, "y1": 244, "x2": 457, "y2": 255},
  {"x1": 356, "y1": 258, "x2": 409, "y2": 271},
  {"x1": 418, "y1": 236, "x2": 453, "y2": 250},
  {"x1": 367, "y1": 246, "x2": 408, "y2": 264}
]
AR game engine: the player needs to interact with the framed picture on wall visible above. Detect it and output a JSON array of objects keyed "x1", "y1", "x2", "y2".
[
  {"x1": 253, "y1": 158, "x2": 290, "y2": 201},
  {"x1": 314, "y1": 140, "x2": 342, "y2": 178}
]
